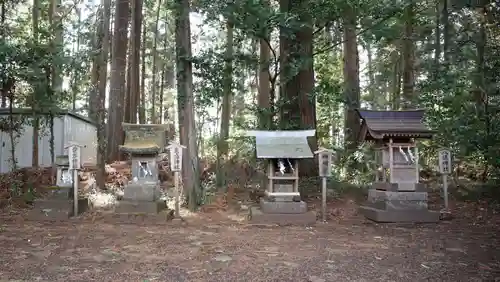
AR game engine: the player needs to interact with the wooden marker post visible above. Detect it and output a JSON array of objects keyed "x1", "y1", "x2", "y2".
[
  {"x1": 438, "y1": 149, "x2": 451, "y2": 211},
  {"x1": 166, "y1": 141, "x2": 186, "y2": 218},
  {"x1": 314, "y1": 148, "x2": 334, "y2": 222},
  {"x1": 66, "y1": 142, "x2": 82, "y2": 217}
]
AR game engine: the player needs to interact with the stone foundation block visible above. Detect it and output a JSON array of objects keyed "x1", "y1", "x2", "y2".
[
  {"x1": 372, "y1": 182, "x2": 427, "y2": 192},
  {"x1": 249, "y1": 207, "x2": 316, "y2": 226},
  {"x1": 123, "y1": 183, "x2": 160, "y2": 201},
  {"x1": 260, "y1": 199, "x2": 308, "y2": 214},
  {"x1": 359, "y1": 206, "x2": 440, "y2": 223},
  {"x1": 115, "y1": 200, "x2": 166, "y2": 214}
]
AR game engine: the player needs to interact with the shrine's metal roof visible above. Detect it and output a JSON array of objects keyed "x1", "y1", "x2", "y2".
[
  {"x1": 356, "y1": 109, "x2": 434, "y2": 141},
  {"x1": 246, "y1": 130, "x2": 315, "y2": 159}
]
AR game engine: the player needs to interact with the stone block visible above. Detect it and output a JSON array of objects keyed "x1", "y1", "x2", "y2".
[
  {"x1": 372, "y1": 182, "x2": 427, "y2": 192},
  {"x1": 123, "y1": 183, "x2": 159, "y2": 201},
  {"x1": 358, "y1": 206, "x2": 440, "y2": 223},
  {"x1": 367, "y1": 190, "x2": 428, "y2": 201},
  {"x1": 46, "y1": 187, "x2": 72, "y2": 200},
  {"x1": 365, "y1": 200, "x2": 428, "y2": 211},
  {"x1": 260, "y1": 199, "x2": 308, "y2": 214},
  {"x1": 249, "y1": 207, "x2": 316, "y2": 226},
  {"x1": 115, "y1": 200, "x2": 166, "y2": 214},
  {"x1": 275, "y1": 184, "x2": 294, "y2": 193},
  {"x1": 27, "y1": 198, "x2": 89, "y2": 221}
]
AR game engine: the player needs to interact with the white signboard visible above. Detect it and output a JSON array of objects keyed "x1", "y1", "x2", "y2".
[
  {"x1": 438, "y1": 149, "x2": 451, "y2": 174},
  {"x1": 68, "y1": 145, "x2": 81, "y2": 170},
  {"x1": 167, "y1": 142, "x2": 186, "y2": 172},
  {"x1": 315, "y1": 148, "x2": 333, "y2": 177}
]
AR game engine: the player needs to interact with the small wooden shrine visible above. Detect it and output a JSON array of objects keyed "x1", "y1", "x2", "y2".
[
  {"x1": 246, "y1": 130, "x2": 316, "y2": 225},
  {"x1": 357, "y1": 109, "x2": 440, "y2": 223}
]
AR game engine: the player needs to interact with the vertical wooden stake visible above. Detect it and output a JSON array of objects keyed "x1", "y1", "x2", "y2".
[
  {"x1": 443, "y1": 174, "x2": 449, "y2": 210},
  {"x1": 322, "y1": 176, "x2": 327, "y2": 222},
  {"x1": 73, "y1": 169, "x2": 78, "y2": 216},
  {"x1": 174, "y1": 171, "x2": 180, "y2": 217}
]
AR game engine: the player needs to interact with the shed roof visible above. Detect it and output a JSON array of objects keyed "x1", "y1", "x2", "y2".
[
  {"x1": 0, "y1": 108, "x2": 95, "y2": 126},
  {"x1": 356, "y1": 109, "x2": 434, "y2": 141},
  {"x1": 246, "y1": 130, "x2": 315, "y2": 159}
]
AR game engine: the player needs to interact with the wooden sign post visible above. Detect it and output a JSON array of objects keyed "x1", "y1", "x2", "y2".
[
  {"x1": 314, "y1": 148, "x2": 334, "y2": 222},
  {"x1": 166, "y1": 141, "x2": 186, "y2": 218},
  {"x1": 65, "y1": 142, "x2": 82, "y2": 217},
  {"x1": 438, "y1": 149, "x2": 452, "y2": 211}
]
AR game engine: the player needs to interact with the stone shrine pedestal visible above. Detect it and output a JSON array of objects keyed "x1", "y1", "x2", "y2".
[
  {"x1": 249, "y1": 184, "x2": 316, "y2": 225},
  {"x1": 359, "y1": 184, "x2": 440, "y2": 223}
]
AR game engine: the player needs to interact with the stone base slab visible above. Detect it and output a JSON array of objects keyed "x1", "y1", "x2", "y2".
[
  {"x1": 27, "y1": 198, "x2": 89, "y2": 221},
  {"x1": 372, "y1": 182, "x2": 427, "y2": 192},
  {"x1": 115, "y1": 200, "x2": 166, "y2": 214},
  {"x1": 249, "y1": 207, "x2": 316, "y2": 226},
  {"x1": 123, "y1": 183, "x2": 160, "y2": 201},
  {"x1": 359, "y1": 206, "x2": 440, "y2": 223},
  {"x1": 365, "y1": 200, "x2": 428, "y2": 211},
  {"x1": 260, "y1": 199, "x2": 307, "y2": 214},
  {"x1": 368, "y1": 190, "x2": 428, "y2": 201}
]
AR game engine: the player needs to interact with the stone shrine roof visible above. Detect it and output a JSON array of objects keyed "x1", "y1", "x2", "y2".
[
  {"x1": 246, "y1": 130, "x2": 315, "y2": 159},
  {"x1": 120, "y1": 123, "x2": 169, "y2": 155},
  {"x1": 356, "y1": 109, "x2": 434, "y2": 141}
]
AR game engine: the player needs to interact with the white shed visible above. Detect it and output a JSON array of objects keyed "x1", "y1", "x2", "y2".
[{"x1": 0, "y1": 108, "x2": 97, "y2": 173}]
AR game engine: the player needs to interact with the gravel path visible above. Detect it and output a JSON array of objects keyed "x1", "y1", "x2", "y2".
[{"x1": 0, "y1": 213, "x2": 499, "y2": 282}]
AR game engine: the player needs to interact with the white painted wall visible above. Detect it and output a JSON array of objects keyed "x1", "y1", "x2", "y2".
[{"x1": 0, "y1": 114, "x2": 96, "y2": 173}]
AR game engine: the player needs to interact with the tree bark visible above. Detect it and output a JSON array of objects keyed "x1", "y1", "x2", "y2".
[
  {"x1": 96, "y1": 0, "x2": 112, "y2": 189},
  {"x1": 107, "y1": 0, "x2": 129, "y2": 162},
  {"x1": 139, "y1": 22, "x2": 146, "y2": 124},
  {"x1": 175, "y1": 0, "x2": 201, "y2": 210},
  {"x1": 129, "y1": 0, "x2": 142, "y2": 124},
  {"x1": 401, "y1": 1, "x2": 415, "y2": 108},
  {"x1": 342, "y1": 3, "x2": 360, "y2": 154},
  {"x1": 151, "y1": 0, "x2": 162, "y2": 123},
  {"x1": 216, "y1": 20, "x2": 234, "y2": 190}
]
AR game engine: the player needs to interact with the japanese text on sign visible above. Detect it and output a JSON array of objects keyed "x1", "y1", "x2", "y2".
[
  {"x1": 318, "y1": 152, "x2": 332, "y2": 177},
  {"x1": 68, "y1": 145, "x2": 81, "y2": 170},
  {"x1": 438, "y1": 150, "x2": 451, "y2": 174},
  {"x1": 170, "y1": 147, "x2": 182, "y2": 171}
]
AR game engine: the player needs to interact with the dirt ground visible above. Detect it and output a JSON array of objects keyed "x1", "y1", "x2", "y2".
[{"x1": 0, "y1": 199, "x2": 499, "y2": 282}]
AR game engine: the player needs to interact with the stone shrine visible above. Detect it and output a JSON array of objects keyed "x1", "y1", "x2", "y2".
[
  {"x1": 246, "y1": 130, "x2": 316, "y2": 225},
  {"x1": 28, "y1": 155, "x2": 88, "y2": 220},
  {"x1": 357, "y1": 109, "x2": 440, "y2": 223},
  {"x1": 115, "y1": 123, "x2": 169, "y2": 214}
]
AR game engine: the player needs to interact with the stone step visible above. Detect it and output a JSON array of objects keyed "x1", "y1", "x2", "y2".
[
  {"x1": 260, "y1": 199, "x2": 308, "y2": 214},
  {"x1": 27, "y1": 198, "x2": 89, "y2": 221},
  {"x1": 359, "y1": 206, "x2": 440, "y2": 223},
  {"x1": 115, "y1": 200, "x2": 166, "y2": 215},
  {"x1": 123, "y1": 183, "x2": 161, "y2": 201},
  {"x1": 249, "y1": 207, "x2": 316, "y2": 226}
]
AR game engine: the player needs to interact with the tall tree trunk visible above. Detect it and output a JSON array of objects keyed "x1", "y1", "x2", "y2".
[
  {"x1": 342, "y1": 3, "x2": 360, "y2": 156},
  {"x1": 258, "y1": 3, "x2": 271, "y2": 130},
  {"x1": 72, "y1": 7, "x2": 81, "y2": 111},
  {"x1": 401, "y1": 1, "x2": 415, "y2": 108},
  {"x1": 279, "y1": 0, "x2": 317, "y2": 176},
  {"x1": 124, "y1": 35, "x2": 132, "y2": 123},
  {"x1": 89, "y1": 9, "x2": 103, "y2": 122},
  {"x1": 151, "y1": 0, "x2": 162, "y2": 123},
  {"x1": 95, "y1": 0, "x2": 112, "y2": 189},
  {"x1": 366, "y1": 41, "x2": 375, "y2": 109},
  {"x1": 0, "y1": 1, "x2": 6, "y2": 108},
  {"x1": 442, "y1": 0, "x2": 450, "y2": 68},
  {"x1": 139, "y1": 23, "x2": 146, "y2": 124},
  {"x1": 175, "y1": 0, "x2": 201, "y2": 210},
  {"x1": 216, "y1": 20, "x2": 234, "y2": 190},
  {"x1": 31, "y1": 0, "x2": 40, "y2": 169},
  {"x1": 128, "y1": 0, "x2": 142, "y2": 124},
  {"x1": 402, "y1": 0, "x2": 415, "y2": 109},
  {"x1": 107, "y1": 0, "x2": 129, "y2": 162}
]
